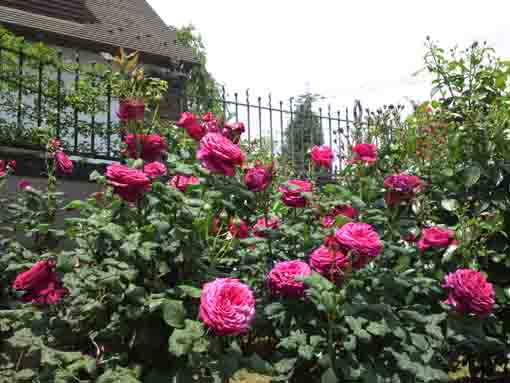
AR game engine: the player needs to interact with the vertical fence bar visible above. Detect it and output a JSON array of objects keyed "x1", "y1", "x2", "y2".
[
  {"x1": 234, "y1": 92, "x2": 239, "y2": 122},
  {"x1": 328, "y1": 105, "x2": 332, "y2": 148},
  {"x1": 257, "y1": 96, "x2": 262, "y2": 148},
  {"x1": 56, "y1": 51, "x2": 62, "y2": 138},
  {"x1": 37, "y1": 60, "x2": 43, "y2": 127},
  {"x1": 106, "y1": 69, "x2": 112, "y2": 158},
  {"x1": 246, "y1": 90, "x2": 251, "y2": 145},
  {"x1": 279, "y1": 100, "x2": 284, "y2": 156},
  {"x1": 221, "y1": 86, "x2": 227, "y2": 117},
  {"x1": 73, "y1": 51, "x2": 80, "y2": 153},
  {"x1": 345, "y1": 107, "x2": 350, "y2": 151},
  {"x1": 300, "y1": 104, "x2": 305, "y2": 173},
  {"x1": 16, "y1": 48, "x2": 23, "y2": 132},
  {"x1": 268, "y1": 94, "x2": 273, "y2": 158},
  {"x1": 338, "y1": 110, "x2": 343, "y2": 173},
  {"x1": 90, "y1": 63, "x2": 96, "y2": 154},
  {"x1": 289, "y1": 97, "x2": 294, "y2": 168},
  {"x1": 318, "y1": 107, "x2": 323, "y2": 146}
]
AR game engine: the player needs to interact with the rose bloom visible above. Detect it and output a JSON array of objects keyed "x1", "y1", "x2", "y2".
[
  {"x1": 267, "y1": 260, "x2": 312, "y2": 297},
  {"x1": 199, "y1": 278, "x2": 255, "y2": 336},
  {"x1": 323, "y1": 204, "x2": 358, "y2": 228},
  {"x1": 253, "y1": 216, "x2": 281, "y2": 238},
  {"x1": 106, "y1": 164, "x2": 151, "y2": 202},
  {"x1": 384, "y1": 173, "x2": 423, "y2": 205},
  {"x1": 244, "y1": 161, "x2": 273, "y2": 192},
  {"x1": 310, "y1": 245, "x2": 350, "y2": 284},
  {"x1": 223, "y1": 122, "x2": 245, "y2": 144},
  {"x1": 55, "y1": 151, "x2": 73, "y2": 175},
  {"x1": 334, "y1": 222, "x2": 382, "y2": 269},
  {"x1": 349, "y1": 143, "x2": 377, "y2": 164},
  {"x1": 18, "y1": 180, "x2": 31, "y2": 190},
  {"x1": 0, "y1": 160, "x2": 16, "y2": 177},
  {"x1": 176, "y1": 112, "x2": 206, "y2": 141},
  {"x1": 311, "y1": 145, "x2": 334, "y2": 168},
  {"x1": 143, "y1": 162, "x2": 167, "y2": 179},
  {"x1": 443, "y1": 269, "x2": 495, "y2": 317},
  {"x1": 118, "y1": 98, "x2": 145, "y2": 121},
  {"x1": 279, "y1": 179, "x2": 312, "y2": 208},
  {"x1": 229, "y1": 218, "x2": 250, "y2": 239},
  {"x1": 418, "y1": 226, "x2": 457, "y2": 253},
  {"x1": 124, "y1": 133, "x2": 167, "y2": 162},
  {"x1": 169, "y1": 175, "x2": 200, "y2": 192},
  {"x1": 197, "y1": 133, "x2": 245, "y2": 177},
  {"x1": 12, "y1": 259, "x2": 68, "y2": 306}
]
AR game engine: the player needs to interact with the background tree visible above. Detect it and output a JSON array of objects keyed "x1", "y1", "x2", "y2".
[{"x1": 282, "y1": 92, "x2": 324, "y2": 175}]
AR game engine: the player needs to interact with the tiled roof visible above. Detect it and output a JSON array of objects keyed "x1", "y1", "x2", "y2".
[{"x1": 0, "y1": 0, "x2": 195, "y2": 64}]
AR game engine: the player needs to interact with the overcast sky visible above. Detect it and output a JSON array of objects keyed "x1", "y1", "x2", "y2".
[{"x1": 148, "y1": 0, "x2": 510, "y2": 111}]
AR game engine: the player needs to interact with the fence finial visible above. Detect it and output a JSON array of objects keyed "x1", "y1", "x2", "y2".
[{"x1": 353, "y1": 100, "x2": 363, "y2": 123}]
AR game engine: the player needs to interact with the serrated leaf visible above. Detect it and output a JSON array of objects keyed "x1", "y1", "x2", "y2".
[
  {"x1": 464, "y1": 165, "x2": 481, "y2": 188},
  {"x1": 162, "y1": 299, "x2": 186, "y2": 328},
  {"x1": 441, "y1": 199, "x2": 459, "y2": 212},
  {"x1": 177, "y1": 285, "x2": 202, "y2": 299}
]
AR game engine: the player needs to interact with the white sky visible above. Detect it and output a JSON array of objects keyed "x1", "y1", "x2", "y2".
[{"x1": 148, "y1": 0, "x2": 510, "y2": 112}]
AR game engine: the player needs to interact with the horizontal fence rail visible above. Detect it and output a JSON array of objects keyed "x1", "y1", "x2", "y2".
[{"x1": 0, "y1": 39, "x2": 389, "y2": 174}]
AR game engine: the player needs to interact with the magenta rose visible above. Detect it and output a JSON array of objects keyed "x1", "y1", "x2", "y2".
[
  {"x1": 223, "y1": 122, "x2": 245, "y2": 144},
  {"x1": 124, "y1": 133, "x2": 167, "y2": 162},
  {"x1": 176, "y1": 112, "x2": 206, "y2": 141},
  {"x1": 418, "y1": 226, "x2": 457, "y2": 253},
  {"x1": 229, "y1": 218, "x2": 250, "y2": 239},
  {"x1": 334, "y1": 222, "x2": 382, "y2": 269},
  {"x1": 55, "y1": 151, "x2": 73, "y2": 175},
  {"x1": 169, "y1": 175, "x2": 200, "y2": 192},
  {"x1": 244, "y1": 161, "x2": 273, "y2": 192},
  {"x1": 199, "y1": 278, "x2": 255, "y2": 336},
  {"x1": 384, "y1": 173, "x2": 423, "y2": 205},
  {"x1": 118, "y1": 98, "x2": 145, "y2": 121},
  {"x1": 143, "y1": 162, "x2": 167, "y2": 179},
  {"x1": 311, "y1": 145, "x2": 334, "y2": 168},
  {"x1": 279, "y1": 179, "x2": 312, "y2": 208},
  {"x1": 18, "y1": 180, "x2": 31, "y2": 190},
  {"x1": 197, "y1": 133, "x2": 245, "y2": 176},
  {"x1": 0, "y1": 160, "x2": 13, "y2": 177},
  {"x1": 443, "y1": 269, "x2": 495, "y2": 317},
  {"x1": 309, "y1": 245, "x2": 350, "y2": 284},
  {"x1": 323, "y1": 204, "x2": 358, "y2": 227},
  {"x1": 253, "y1": 216, "x2": 281, "y2": 238},
  {"x1": 349, "y1": 143, "x2": 377, "y2": 164},
  {"x1": 12, "y1": 259, "x2": 68, "y2": 306},
  {"x1": 267, "y1": 260, "x2": 312, "y2": 297},
  {"x1": 106, "y1": 164, "x2": 151, "y2": 202}
]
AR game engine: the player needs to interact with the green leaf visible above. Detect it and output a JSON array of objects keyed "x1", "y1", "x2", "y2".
[
  {"x1": 101, "y1": 223, "x2": 125, "y2": 241},
  {"x1": 321, "y1": 368, "x2": 337, "y2": 383},
  {"x1": 168, "y1": 320, "x2": 205, "y2": 357},
  {"x1": 464, "y1": 165, "x2": 481, "y2": 188},
  {"x1": 162, "y1": 299, "x2": 186, "y2": 328},
  {"x1": 177, "y1": 285, "x2": 202, "y2": 299},
  {"x1": 64, "y1": 200, "x2": 85, "y2": 210},
  {"x1": 56, "y1": 253, "x2": 74, "y2": 273}
]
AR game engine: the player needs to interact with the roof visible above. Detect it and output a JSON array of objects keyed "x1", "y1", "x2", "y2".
[{"x1": 0, "y1": 0, "x2": 195, "y2": 65}]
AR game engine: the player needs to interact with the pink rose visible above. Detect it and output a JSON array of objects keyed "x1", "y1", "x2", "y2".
[
  {"x1": 253, "y1": 216, "x2": 281, "y2": 238},
  {"x1": 169, "y1": 175, "x2": 200, "y2": 192},
  {"x1": 443, "y1": 269, "x2": 494, "y2": 317},
  {"x1": 223, "y1": 122, "x2": 245, "y2": 144},
  {"x1": 118, "y1": 98, "x2": 145, "y2": 121},
  {"x1": 384, "y1": 173, "x2": 423, "y2": 206},
  {"x1": 349, "y1": 144, "x2": 377, "y2": 164},
  {"x1": 334, "y1": 222, "x2": 382, "y2": 269},
  {"x1": 55, "y1": 151, "x2": 73, "y2": 175},
  {"x1": 311, "y1": 145, "x2": 334, "y2": 168},
  {"x1": 18, "y1": 180, "x2": 31, "y2": 190},
  {"x1": 267, "y1": 260, "x2": 312, "y2": 297},
  {"x1": 418, "y1": 226, "x2": 457, "y2": 252},
  {"x1": 176, "y1": 112, "x2": 206, "y2": 141},
  {"x1": 124, "y1": 133, "x2": 167, "y2": 162},
  {"x1": 106, "y1": 164, "x2": 151, "y2": 202},
  {"x1": 279, "y1": 179, "x2": 312, "y2": 208},
  {"x1": 323, "y1": 204, "x2": 358, "y2": 228},
  {"x1": 143, "y1": 162, "x2": 167, "y2": 179},
  {"x1": 229, "y1": 218, "x2": 250, "y2": 239},
  {"x1": 202, "y1": 112, "x2": 215, "y2": 123},
  {"x1": 309, "y1": 245, "x2": 350, "y2": 284},
  {"x1": 199, "y1": 278, "x2": 255, "y2": 336},
  {"x1": 0, "y1": 160, "x2": 16, "y2": 177},
  {"x1": 12, "y1": 259, "x2": 68, "y2": 306},
  {"x1": 197, "y1": 133, "x2": 245, "y2": 177},
  {"x1": 244, "y1": 161, "x2": 273, "y2": 192}
]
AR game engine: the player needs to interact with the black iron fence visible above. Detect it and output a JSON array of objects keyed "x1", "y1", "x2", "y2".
[{"x1": 0, "y1": 39, "x2": 375, "y2": 173}]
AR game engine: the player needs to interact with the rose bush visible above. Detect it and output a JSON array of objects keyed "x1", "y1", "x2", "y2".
[{"x1": 0, "y1": 38, "x2": 509, "y2": 383}]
